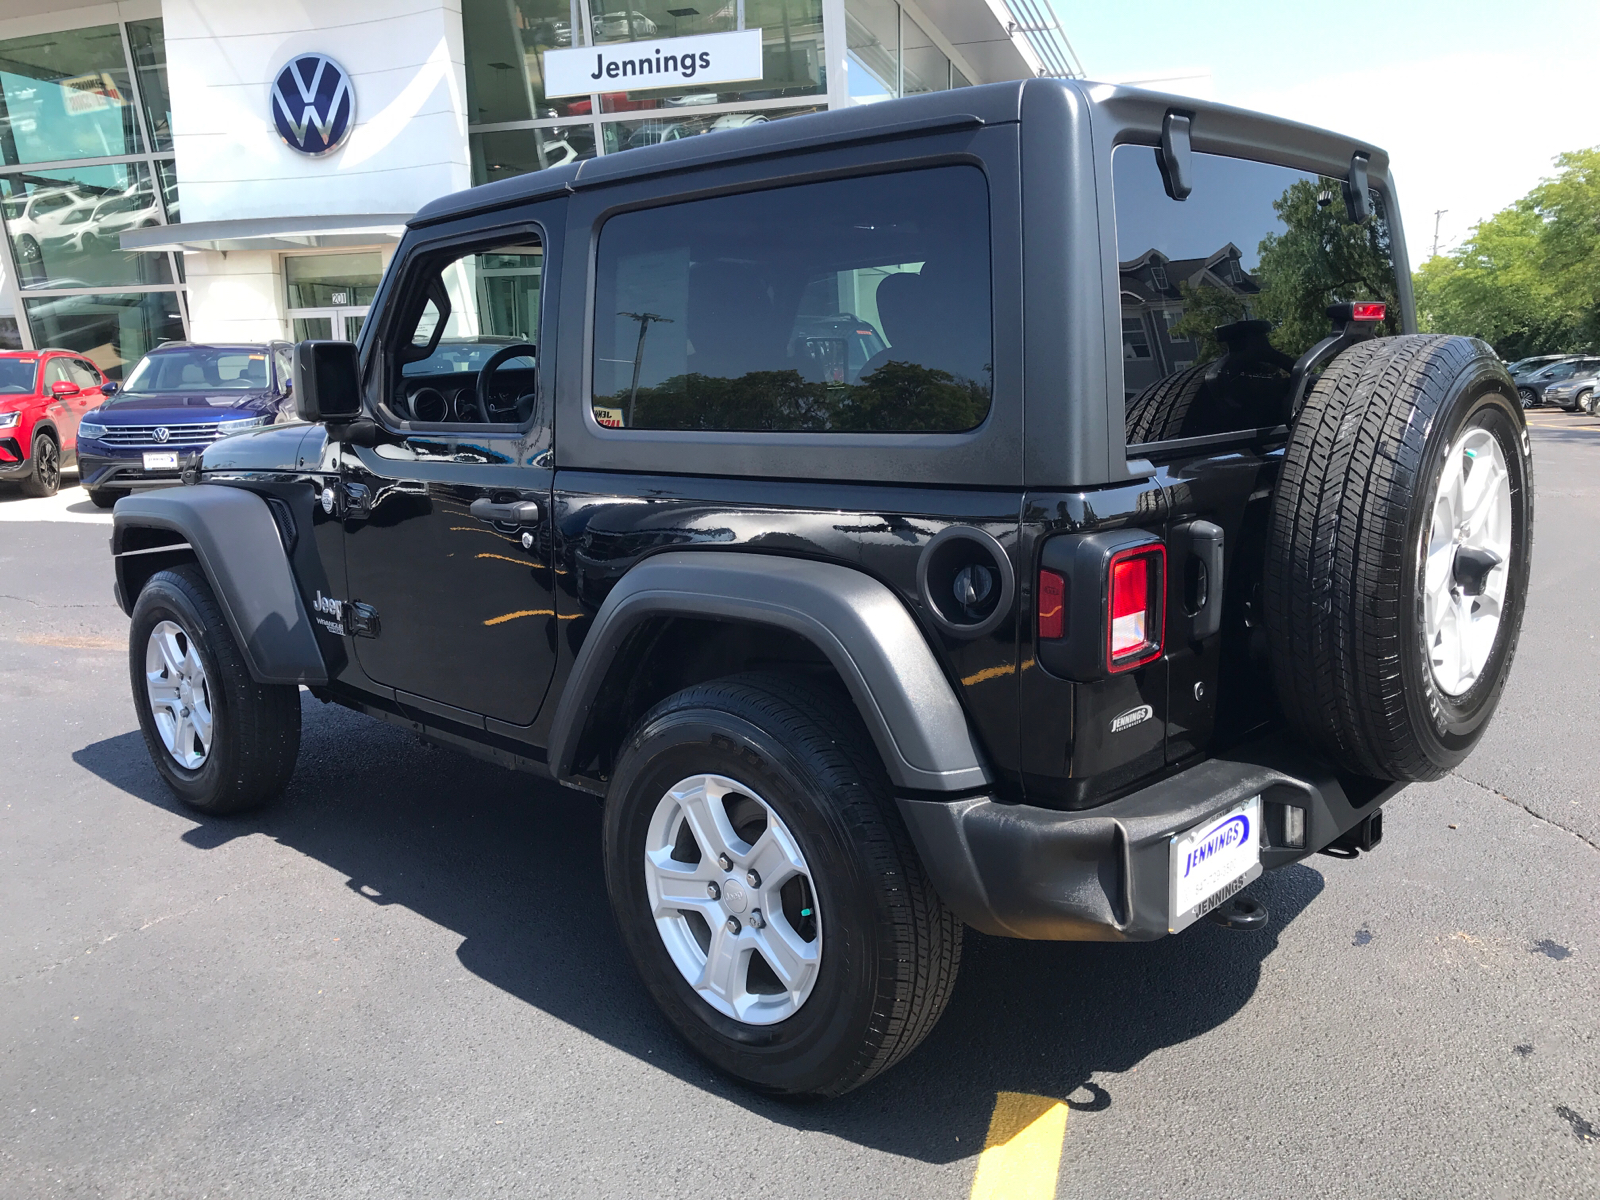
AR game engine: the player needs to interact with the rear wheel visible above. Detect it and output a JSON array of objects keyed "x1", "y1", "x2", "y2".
[
  {"x1": 19, "y1": 432, "x2": 59, "y2": 498},
  {"x1": 130, "y1": 564, "x2": 301, "y2": 813},
  {"x1": 1265, "y1": 335, "x2": 1532, "y2": 782},
  {"x1": 603, "y1": 673, "x2": 961, "y2": 1097}
]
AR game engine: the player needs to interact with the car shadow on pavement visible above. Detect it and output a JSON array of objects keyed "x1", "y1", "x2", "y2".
[{"x1": 74, "y1": 694, "x2": 1324, "y2": 1164}]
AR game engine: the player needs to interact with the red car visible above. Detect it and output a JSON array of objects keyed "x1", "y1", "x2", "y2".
[{"x1": 0, "y1": 348, "x2": 107, "y2": 497}]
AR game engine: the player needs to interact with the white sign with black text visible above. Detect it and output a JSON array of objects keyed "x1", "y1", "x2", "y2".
[{"x1": 543, "y1": 28, "x2": 763, "y2": 99}]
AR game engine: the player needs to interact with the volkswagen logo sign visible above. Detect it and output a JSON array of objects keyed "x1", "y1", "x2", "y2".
[
  {"x1": 154, "y1": 426, "x2": 169, "y2": 443},
  {"x1": 270, "y1": 54, "x2": 354, "y2": 156}
]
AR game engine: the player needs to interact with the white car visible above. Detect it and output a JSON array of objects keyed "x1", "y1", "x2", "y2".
[
  {"x1": 3, "y1": 186, "x2": 98, "y2": 276},
  {"x1": 596, "y1": 10, "x2": 658, "y2": 38}
]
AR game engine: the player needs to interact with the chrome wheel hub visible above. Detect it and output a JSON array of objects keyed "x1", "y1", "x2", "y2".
[
  {"x1": 644, "y1": 774, "x2": 821, "y2": 1025},
  {"x1": 145, "y1": 620, "x2": 214, "y2": 769},
  {"x1": 1423, "y1": 424, "x2": 1512, "y2": 696}
]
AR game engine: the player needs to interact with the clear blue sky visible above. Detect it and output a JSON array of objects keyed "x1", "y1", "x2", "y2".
[{"x1": 1053, "y1": 0, "x2": 1600, "y2": 258}]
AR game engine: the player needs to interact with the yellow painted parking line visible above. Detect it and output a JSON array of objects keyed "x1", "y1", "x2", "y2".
[{"x1": 970, "y1": 1092, "x2": 1069, "y2": 1200}]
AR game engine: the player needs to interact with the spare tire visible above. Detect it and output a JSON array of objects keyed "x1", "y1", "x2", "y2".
[{"x1": 1264, "y1": 335, "x2": 1532, "y2": 782}]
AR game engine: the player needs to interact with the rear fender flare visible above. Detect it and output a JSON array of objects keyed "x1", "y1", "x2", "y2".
[
  {"x1": 112, "y1": 484, "x2": 327, "y2": 686},
  {"x1": 547, "y1": 551, "x2": 991, "y2": 793}
]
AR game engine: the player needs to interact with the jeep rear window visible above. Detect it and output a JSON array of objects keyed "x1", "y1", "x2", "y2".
[
  {"x1": 591, "y1": 165, "x2": 992, "y2": 433},
  {"x1": 1113, "y1": 146, "x2": 1400, "y2": 445}
]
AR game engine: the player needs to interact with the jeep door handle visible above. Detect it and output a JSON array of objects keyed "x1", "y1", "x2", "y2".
[
  {"x1": 1173, "y1": 519, "x2": 1224, "y2": 641},
  {"x1": 469, "y1": 498, "x2": 542, "y2": 525}
]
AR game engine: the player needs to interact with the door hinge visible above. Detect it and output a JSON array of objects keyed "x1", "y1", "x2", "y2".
[{"x1": 348, "y1": 601, "x2": 381, "y2": 638}]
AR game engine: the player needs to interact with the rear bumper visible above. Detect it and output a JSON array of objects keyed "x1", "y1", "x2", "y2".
[{"x1": 897, "y1": 736, "x2": 1403, "y2": 942}]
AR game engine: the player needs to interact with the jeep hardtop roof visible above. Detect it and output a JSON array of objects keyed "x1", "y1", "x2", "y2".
[{"x1": 409, "y1": 79, "x2": 1391, "y2": 230}]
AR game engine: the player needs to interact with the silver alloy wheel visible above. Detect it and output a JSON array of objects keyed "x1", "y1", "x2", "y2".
[
  {"x1": 1423, "y1": 423, "x2": 1513, "y2": 696},
  {"x1": 145, "y1": 619, "x2": 215, "y2": 769},
  {"x1": 643, "y1": 773, "x2": 821, "y2": 1025}
]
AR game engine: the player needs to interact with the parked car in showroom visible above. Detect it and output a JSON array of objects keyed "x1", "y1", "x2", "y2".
[
  {"x1": 0, "y1": 347, "x2": 106, "y2": 497},
  {"x1": 76, "y1": 341, "x2": 295, "y2": 508},
  {"x1": 1514, "y1": 356, "x2": 1600, "y2": 408}
]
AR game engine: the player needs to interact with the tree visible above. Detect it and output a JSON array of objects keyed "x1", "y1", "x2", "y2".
[{"x1": 1414, "y1": 147, "x2": 1600, "y2": 357}]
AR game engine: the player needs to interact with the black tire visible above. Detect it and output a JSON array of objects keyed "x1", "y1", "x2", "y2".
[
  {"x1": 1265, "y1": 335, "x2": 1532, "y2": 782},
  {"x1": 1575, "y1": 389, "x2": 1592, "y2": 415},
  {"x1": 603, "y1": 672, "x2": 962, "y2": 1097},
  {"x1": 129, "y1": 564, "x2": 301, "y2": 813},
  {"x1": 87, "y1": 487, "x2": 127, "y2": 509},
  {"x1": 19, "y1": 431, "x2": 59, "y2": 498},
  {"x1": 1125, "y1": 361, "x2": 1208, "y2": 444}
]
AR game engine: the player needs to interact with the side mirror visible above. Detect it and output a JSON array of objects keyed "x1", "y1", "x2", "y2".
[
  {"x1": 294, "y1": 340, "x2": 363, "y2": 423},
  {"x1": 51, "y1": 379, "x2": 81, "y2": 398},
  {"x1": 101, "y1": 381, "x2": 119, "y2": 396}
]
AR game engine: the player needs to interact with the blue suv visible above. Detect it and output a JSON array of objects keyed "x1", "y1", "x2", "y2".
[{"x1": 77, "y1": 342, "x2": 295, "y2": 507}]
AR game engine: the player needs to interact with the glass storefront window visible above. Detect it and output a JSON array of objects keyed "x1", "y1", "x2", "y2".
[
  {"x1": 846, "y1": 0, "x2": 898, "y2": 102},
  {"x1": 154, "y1": 160, "x2": 180, "y2": 223},
  {"x1": 22, "y1": 291, "x2": 185, "y2": 380},
  {"x1": 284, "y1": 253, "x2": 383, "y2": 308},
  {"x1": 464, "y1": 0, "x2": 592, "y2": 122},
  {"x1": 599, "y1": 104, "x2": 821, "y2": 154},
  {"x1": 900, "y1": 14, "x2": 948, "y2": 96},
  {"x1": 126, "y1": 19, "x2": 173, "y2": 153},
  {"x1": 0, "y1": 25, "x2": 143, "y2": 165},
  {"x1": 471, "y1": 123, "x2": 597, "y2": 184},
  {"x1": 1, "y1": 162, "x2": 172, "y2": 290},
  {"x1": 591, "y1": 0, "x2": 825, "y2": 112}
]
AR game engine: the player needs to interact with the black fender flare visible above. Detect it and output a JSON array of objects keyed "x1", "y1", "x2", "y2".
[
  {"x1": 547, "y1": 550, "x2": 991, "y2": 793},
  {"x1": 112, "y1": 484, "x2": 327, "y2": 686}
]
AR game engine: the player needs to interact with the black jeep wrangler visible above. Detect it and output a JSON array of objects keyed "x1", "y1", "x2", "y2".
[{"x1": 109, "y1": 80, "x2": 1532, "y2": 1098}]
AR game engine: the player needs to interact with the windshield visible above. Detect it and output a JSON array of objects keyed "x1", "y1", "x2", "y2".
[
  {"x1": 0, "y1": 358, "x2": 37, "y2": 394},
  {"x1": 401, "y1": 340, "x2": 534, "y2": 377},
  {"x1": 122, "y1": 348, "x2": 271, "y2": 395}
]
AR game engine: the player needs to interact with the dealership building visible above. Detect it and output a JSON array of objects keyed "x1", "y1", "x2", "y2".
[{"x1": 0, "y1": 0, "x2": 1079, "y2": 374}]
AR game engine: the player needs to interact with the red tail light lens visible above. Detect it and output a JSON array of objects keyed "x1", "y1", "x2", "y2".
[
  {"x1": 1107, "y1": 545, "x2": 1164, "y2": 671},
  {"x1": 1350, "y1": 301, "x2": 1386, "y2": 322},
  {"x1": 1038, "y1": 569, "x2": 1065, "y2": 640}
]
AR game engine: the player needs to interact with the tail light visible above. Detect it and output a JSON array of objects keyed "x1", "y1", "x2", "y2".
[
  {"x1": 1037, "y1": 569, "x2": 1065, "y2": 640},
  {"x1": 1350, "y1": 301, "x2": 1386, "y2": 322},
  {"x1": 1107, "y1": 545, "x2": 1164, "y2": 671},
  {"x1": 1036, "y1": 531, "x2": 1166, "y2": 680}
]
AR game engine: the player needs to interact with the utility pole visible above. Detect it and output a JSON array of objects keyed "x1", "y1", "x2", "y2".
[
  {"x1": 1432, "y1": 209, "x2": 1448, "y2": 259},
  {"x1": 619, "y1": 311, "x2": 672, "y2": 427}
]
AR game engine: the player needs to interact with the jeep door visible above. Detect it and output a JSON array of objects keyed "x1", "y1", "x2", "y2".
[{"x1": 337, "y1": 206, "x2": 563, "y2": 729}]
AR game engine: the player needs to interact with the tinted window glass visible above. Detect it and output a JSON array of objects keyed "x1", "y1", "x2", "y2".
[
  {"x1": 0, "y1": 358, "x2": 36, "y2": 393},
  {"x1": 44, "y1": 359, "x2": 72, "y2": 388},
  {"x1": 1114, "y1": 147, "x2": 1399, "y2": 444},
  {"x1": 69, "y1": 358, "x2": 101, "y2": 387},
  {"x1": 591, "y1": 166, "x2": 992, "y2": 432}
]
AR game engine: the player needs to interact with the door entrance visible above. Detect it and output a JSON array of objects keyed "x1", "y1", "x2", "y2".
[
  {"x1": 284, "y1": 251, "x2": 382, "y2": 342},
  {"x1": 289, "y1": 306, "x2": 369, "y2": 341}
]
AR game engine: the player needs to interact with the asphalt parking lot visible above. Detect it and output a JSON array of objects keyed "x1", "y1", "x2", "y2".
[{"x1": 3, "y1": 415, "x2": 1597, "y2": 1200}]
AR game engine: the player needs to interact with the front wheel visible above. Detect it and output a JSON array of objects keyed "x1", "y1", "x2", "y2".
[
  {"x1": 87, "y1": 487, "x2": 128, "y2": 509},
  {"x1": 19, "y1": 432, "x2": 59, "y2": 497},
  {"x1": 603, "y1": 673, "x2": 961, "y2": 1097},
  {"x1": 130, "y1": 564, "x2": 301, "y2": 813},
  {"x1": 1517, "y1": 387, "x2": 1536, "y2": 408},
  {"x1": 1576, "y1": 389, "x2": 1594, "y2": 415}
]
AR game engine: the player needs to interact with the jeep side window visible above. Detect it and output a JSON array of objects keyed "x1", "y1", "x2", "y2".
[
  {"x1": 393, "y1": 235, "x2": 543, "y2": 425},
  {"x1": 590, "y1": 165, "x2": 992, "y2": 432},
  {"x1": 1114, "y1": 146, "x2": 1400, "y2": 444}
]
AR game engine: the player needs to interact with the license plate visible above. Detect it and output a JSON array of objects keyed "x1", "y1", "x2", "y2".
[
  {"x1": 1169, "y1": 795, "x2": 1262, "y2": 932},
  {"x1": 143, "y1": 451, "x2": 178, "y2": 470}
]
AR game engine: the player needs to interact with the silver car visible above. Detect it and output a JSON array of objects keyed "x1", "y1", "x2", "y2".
[{"x1": 1539, "y1": 366, "x2": 1600, "y2": 413}]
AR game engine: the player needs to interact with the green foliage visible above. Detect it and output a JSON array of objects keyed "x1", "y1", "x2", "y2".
[
  {"x1": 1167, "y1": 281, "x2": 1249, "y2": 362},
  {"x1": 1167, "y1": 178, "x2": 1400, "y2": 364},
  {"x1": 1254, "y1": 179, "x2": 1400, "y2": 354},
  {"x1": 599, "y1": 360, "x2": 991, "y2": 432},
  {"x1": 1414, "y1": 147, "x2": 1600, "y2": 357}
]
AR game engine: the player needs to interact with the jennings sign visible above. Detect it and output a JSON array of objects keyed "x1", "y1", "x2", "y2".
[{"x1": 543, "y1": 28, "x2": 763, "y2": 98}]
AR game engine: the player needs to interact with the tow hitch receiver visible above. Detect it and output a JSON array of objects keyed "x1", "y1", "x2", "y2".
[{"x1": 1207, "y1": 893, "x2": 1269, "y2": 930}]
